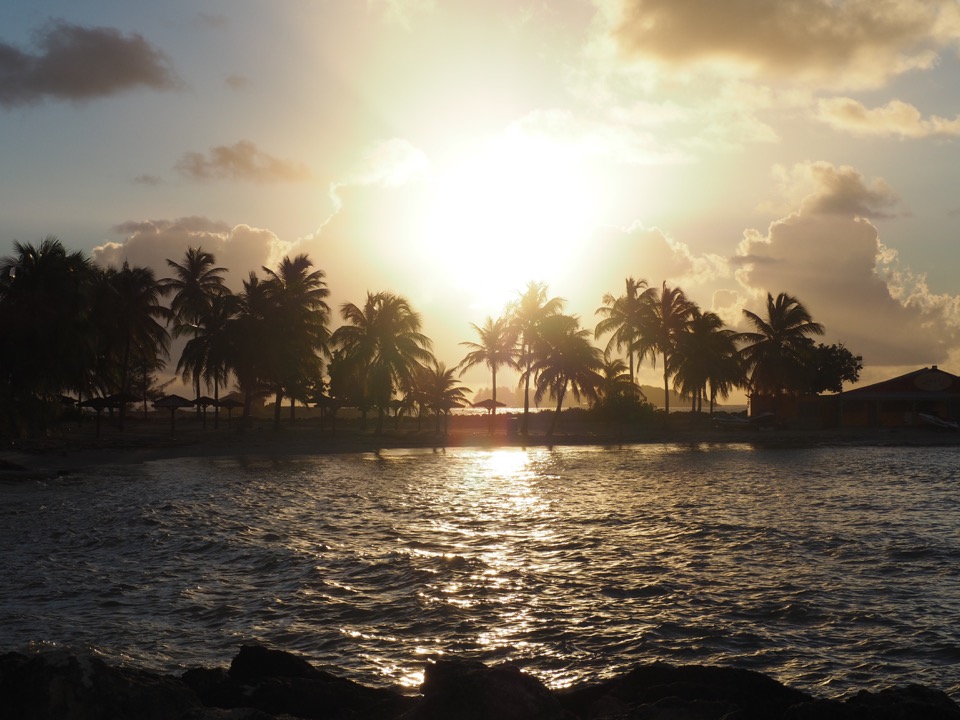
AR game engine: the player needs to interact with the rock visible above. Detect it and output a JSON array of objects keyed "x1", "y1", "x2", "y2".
[
  {"x1": 229, "y1": 645, "x2": 324, "y2": 683},
  {"x1": 403, "y1": 658, "x2": 575, "y2": 720},
  {"x1": 189, "y1": 644, "x2": 414, "y2": 720},
  {"x1": 0, "y1": 650, "x2": 201, "y2": 720},
  {"x1": 559, "y1": 662, "x2": 812, "y2": 720},
  {"x1": 3, "y1": 646, "x2": 959, "y2": 720},
  {"x1": 784, "y1": 683, "x2": 960, "y2": 719}
]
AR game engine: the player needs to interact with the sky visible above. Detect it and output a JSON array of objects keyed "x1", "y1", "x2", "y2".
[{"x1": 3, "y1": 0, "x2": 960, "y2": 400}]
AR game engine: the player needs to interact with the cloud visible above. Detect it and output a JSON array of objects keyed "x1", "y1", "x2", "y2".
[
  {"x1": 176, "y1": 140, "x2": 313, "y2": 183},
  {"x1": 0, "y1": 20, "x2": 177, "y2": 107},
  {"x1": 816, "y1": 97, "x2": 960, "y2": 138},
  {"x1": 576, "y1": 223, "x2": 729, "y2": 317},
  {"x1": 369, "y1": 0, "x2": 437, "y2": 28},
  {"x1": 94, "y1": 216, "x2": 292, "y2": 290},
  {"x1": 734, "y1": 162, "x2": 960, "y2": 368},
  {"x1": 195, "y1": 13, "x2": 229, "y2": 30},
  {"x1": 132, "y1": 174, "x2": 162, "y2": 186},
  {"x1": 769, "y1": 161, "x2": 902, "y2": 220},
  {"x1": 225, "y1": 74, "x2": 251, "y2": 91},
  {"x1": 604, "y1": 0, "x2": 957, "y2": 89},
  {"x1": 328, "y1": 137, "x2": 429, "y2": 214}
]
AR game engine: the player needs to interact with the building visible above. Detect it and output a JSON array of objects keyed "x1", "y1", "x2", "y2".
[{"x1": 833, "y1": 366, "x2": 960, "y2": 428}]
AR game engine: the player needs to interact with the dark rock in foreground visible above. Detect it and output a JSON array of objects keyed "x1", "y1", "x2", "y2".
[{"x1": 2, "y1": 644, "x2": 958, "y2": 720}]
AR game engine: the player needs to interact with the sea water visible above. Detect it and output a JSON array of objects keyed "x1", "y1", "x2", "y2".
[{"x1": 1, "y1": 443, "x2": 958, "y2": 699}]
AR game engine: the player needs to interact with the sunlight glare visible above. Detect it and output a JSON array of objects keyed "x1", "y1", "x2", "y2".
[{"x1": 420, "y1": 130, "x2": 604, "y2": 313}]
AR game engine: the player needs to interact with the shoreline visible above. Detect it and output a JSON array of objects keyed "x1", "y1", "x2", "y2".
[
  {"x1": 3, "y1": 643, "x2": 958, "y2": 719},
  {"x1": 3, "y1": 413, "x2": 959, "y2": 477}
]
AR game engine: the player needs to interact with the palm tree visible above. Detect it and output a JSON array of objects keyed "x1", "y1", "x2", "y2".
[
  {"x1": 595, "y1": 276, "x2": 647, "y2": 380},
  {"x1": 262, "y1": 254, "x2": 331, "y2": 429},
  {"x1": 739, "y1": 292, "x2": 824, "y2": 412},
  {"x1": 595, "y1": 352, "x2": 642, "y2": 408},
  {"x1": 673, "y1": 308, "x2": 736, "y2": 413},
  {"x1": 200, "y1": 292, "x2": 241, "y2": 428},
  {"x1": 100, "y1": 262, "x2": 171, "y2": 430},
  {"x1": 0, "y1": 237, "x2": 95, "y2": 433},
  {"x1": 529, "y1": 314, "x2": 602, "y2": 438},
  {"x1": 331, "y1": 291, "x2": 433, "y2": 435},
  {"x1": 162, "y1": 248, "x2": 228, "y2": 416},
  {"x1": 635, "y1": 282, "x2": 696, "y2": 419},
  {"x1": 508, "y1": 281, "x2": 564, "y2": 436},
  {"x1": 225, "y1": 272, "x2": 276, "y2": 428},
  {"x1": 419, "y1": 360, "x2": 471, "y2": 435},
  {"x1": 457, "y1": 315, "x2": 517, "y2": 433}
]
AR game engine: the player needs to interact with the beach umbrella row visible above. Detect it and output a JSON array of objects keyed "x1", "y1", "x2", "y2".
[{"x1": 152, "y1": 394, "x2": 244, "y2": 433}]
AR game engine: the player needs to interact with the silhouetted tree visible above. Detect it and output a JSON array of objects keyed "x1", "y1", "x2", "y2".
[
  {"x1": 458, "y1": 315, "x2": 517, "y2": 433},
  {"x1": 636, "y1": 282, "x2": 696, "y2": 419},
  {"x1": 332, "y1": 292, "x2": 433, "y2": 435},
  {"x1": 162, "y1": 247, "x2": 228, "y2": 416},
  {"x1": 509, "y1": 281, "x2": 564, "y2": 436},
  {"x1": 419, "y1": 360, "x2": 471, "y2": 435},
  {"x1": 0, "y1": 237, "x2": 95, "y2": 434},
  {"x1": 740, "y1": 292, "x2": 825, "y2": 410},
  {"x1": 529, "y1": 314, "x2": 602, "y2": 438},
  {"x1": 673, "y1": 308, "x2": 742, "y2": 414},
  {"x1": 262, "y1": 254, "x2": 330, "y2": 430},
  {"x1": 805, "y1": 342, "x2": 862, "y2": 394},
  {"x1": 226, "y1": 273, "x2": 275, "y2": 428},
  {"x1": 100, "y1": 262, "x2": 171, "y2": 430},
  {"x1": 595, "y1": 276, "x2": 648, "y2": 380}
]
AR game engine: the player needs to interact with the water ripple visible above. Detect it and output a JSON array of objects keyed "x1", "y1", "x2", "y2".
[{"x1": 1, "y1": 444, "x2": 958, "y2": 699}]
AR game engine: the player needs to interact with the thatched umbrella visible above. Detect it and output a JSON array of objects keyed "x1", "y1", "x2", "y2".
[
  {"x1": 78, "y1": 396, "x2": 111, "y2": 437},
  {"x1": 153, "y1": 394, "x2": 195, "y2": 435},
  {"x1": 195, "y1": 396, "x2": 217, "y2": 429},
  {"x1": 472, "y1": 398, "x2": 507, "y2": 435},
  {"x1": 218, "y1": 397, "x2": 243, "y2": 427},
  {"x1": 472, "y1": 398, "x2": 507, "y2": 414}
]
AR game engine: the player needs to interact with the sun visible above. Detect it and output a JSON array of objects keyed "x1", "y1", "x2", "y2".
[{"x1": 416, "y1": 128, "x2": 607, "y2": 315}]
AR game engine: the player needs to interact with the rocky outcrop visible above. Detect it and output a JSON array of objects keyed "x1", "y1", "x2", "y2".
[{"x1": 2, "y1": 645, "x2": 958, "y2": 720}]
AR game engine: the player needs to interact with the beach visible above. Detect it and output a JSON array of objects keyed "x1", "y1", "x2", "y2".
[{"x1": 4, "y1": 410, "x2": 960, "y2": 478}]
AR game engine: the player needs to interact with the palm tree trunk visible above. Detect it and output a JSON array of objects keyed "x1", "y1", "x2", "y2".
[
  {"x1": 548, "y1": 386, "x2": 566, "y2": 438},
  {"x1": 521, "y1": 352, "x2": 531, "y2": 436},
  {"x1": 375, "y1": 405, "x2": 385, "y2": 435},
  {"x1": 489, "y1": 366, "x2": 497, "y2": 435},
  {"x1": 213, "y1": 377, "x2": 220, "y2": 430},
  {"x1": 273, "y1": 388, "x2": 283, "y2": 430},
  {"x1": 662, "y1": 354, "x2": 670, "y2": 420}
]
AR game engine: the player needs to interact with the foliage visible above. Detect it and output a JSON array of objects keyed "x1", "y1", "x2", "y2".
[
  {"x1": 458, "y1": 315, "x2": 517, "y2": 426},
  {"x1": 804, "y1": 342, "x2": 863, "y2": 394},
  {"x1": 508, "y1": 281, "x2": 564, "y2": 435},
  {"x1": 1, "y1": 234, "x2": 870, "y2": 438},
  {"x1": 635, "y1": 282, "x2": 697, "y2": 417},
  {"x1": 529, "y1": 313, "x2": 602, "y2": 437},
  {"x1": 739, "y1": 292, "x2": 825, "y2": 400},
  {"x1": 331, "y1": 291, "x2": 433, "y2": 434},
  {"x1": 595, "y1": 276, "x2": 647, "y2": 380}
]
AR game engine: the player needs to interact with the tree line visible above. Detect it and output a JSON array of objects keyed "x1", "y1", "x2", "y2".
[{"x1": 0, "y1": 237, "x2": 862, "y2": 438}]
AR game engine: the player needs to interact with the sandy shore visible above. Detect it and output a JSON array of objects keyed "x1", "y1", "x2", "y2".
[{"x1": 2, "y1": 412, "x2": 959, "y2": 478}]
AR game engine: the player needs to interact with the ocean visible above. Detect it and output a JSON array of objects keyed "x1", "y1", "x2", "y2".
[{"x1": 1, "y1": 443, "x2": 958, "y2": 699}]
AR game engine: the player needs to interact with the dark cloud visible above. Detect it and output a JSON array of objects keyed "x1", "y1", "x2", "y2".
[
  {"x1": 798, "y1": 162, "x2": 901, "y2": 219},
  {"x1": 195, "y1": 13, "x2": 229, "y2": 30},
  {"x1": 608, "y1": 0, "x2": 946, "y2": 88},
  {"x1": 225, "y1": 74, "x2": 251, "y2": 91},
  {"x1": 132, "y1": 173, "x2": 162, "y2": 186},
  {"x1": 176, "y1": 140, "x2": 313, "y2": 183},
  {"x1": 0, "y1": 20, "x2": 177, "y2": 107}
]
